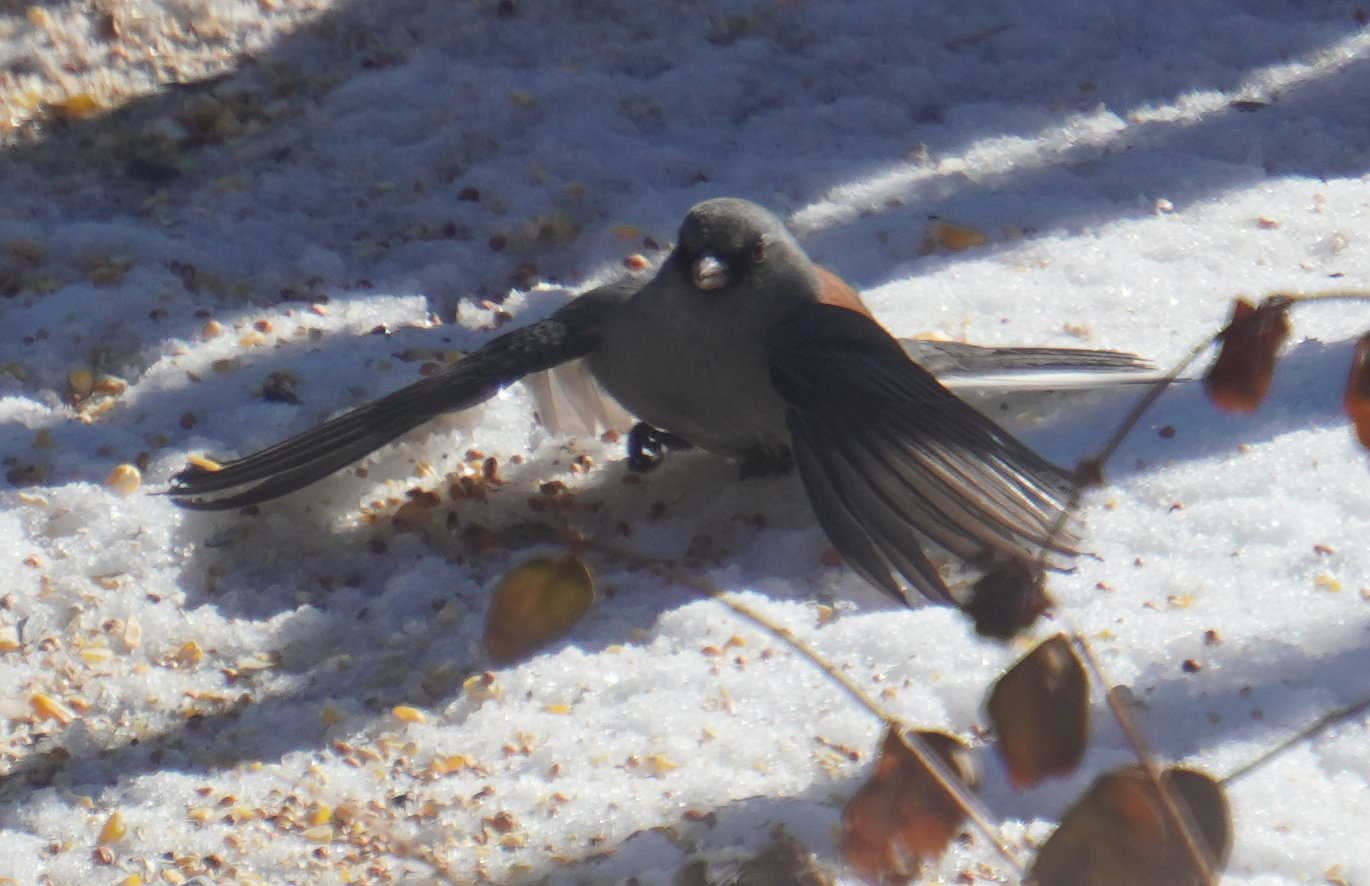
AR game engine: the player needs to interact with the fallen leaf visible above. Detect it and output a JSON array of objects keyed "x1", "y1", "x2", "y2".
[
  {"x1": 841, "y1": 725, "x2": 980, "y2": 885},
  {"x1": 1203, "y1": 296, "x2": 1291, "y2": 413},
  {"x1": 482, "y1": 554, "x2": 595, "y2": 664},
  {"x1": 1342, "y1": 331, "x2": 1370, "y2": 451},
  {"x1": 921, "y1": 218, "x2": 990, "y2": 254},
  {"x1": 1029, "y1": 765, "x2": 1231, "y2": 886},
  {"x1": 986, "y1": 634, "x2": 1089, "y2": 788}
]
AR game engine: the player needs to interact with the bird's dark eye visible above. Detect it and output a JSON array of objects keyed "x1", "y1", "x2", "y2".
[{"x1": 751, "y1": 240, "x2": 766, "y2": 263}]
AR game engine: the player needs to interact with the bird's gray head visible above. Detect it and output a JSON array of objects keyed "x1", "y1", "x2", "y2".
[{"x1": 673, "y1": 198, "x2": 816, "y2": 298}]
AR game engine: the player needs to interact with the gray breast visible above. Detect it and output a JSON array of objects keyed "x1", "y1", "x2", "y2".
[{"x1": 588, "y1": 291, "x2": 790, "y2": 460}]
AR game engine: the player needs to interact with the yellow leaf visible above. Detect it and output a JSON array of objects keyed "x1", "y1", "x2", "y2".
[{"x1": 482, "y1": 554, "x2": 595, "y2": 664}]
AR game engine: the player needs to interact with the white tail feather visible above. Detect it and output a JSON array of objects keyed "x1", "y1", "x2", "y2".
[{"x1": 526, "y1": 358, "x2": 634, "y2": 438}]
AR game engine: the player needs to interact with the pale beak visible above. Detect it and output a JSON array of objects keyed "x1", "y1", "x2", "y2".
[{"x1": 692, "y1": 254, "x2": 728, "y2": 290}]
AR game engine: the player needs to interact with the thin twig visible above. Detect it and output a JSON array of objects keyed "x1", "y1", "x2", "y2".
[
  {"x1": 1065, "y1": 628, "x2": 1219, "y2": 884},
  {"x1": 1220, "y1": 691, "x2": 1370, "y2": 786},
  {"x1": 1036, "y1": 287, "x2": 1370, "y2": 879},
  {"x1": 569, "y1": 533, "x2": 1027, "y2": 878},
  {"x1": 1036, "y1": 302, "x2": 1288, "y2": 883}
]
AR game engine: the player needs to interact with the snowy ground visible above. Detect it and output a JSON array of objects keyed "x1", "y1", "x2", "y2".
[{"x1": 3, "y1": 1, "x2": 1370, "y2": 883}]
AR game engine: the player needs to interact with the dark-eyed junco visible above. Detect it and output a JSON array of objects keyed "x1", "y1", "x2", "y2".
[{"x1": 170, "y1": 198, "x2": 1153, "y2": 604}]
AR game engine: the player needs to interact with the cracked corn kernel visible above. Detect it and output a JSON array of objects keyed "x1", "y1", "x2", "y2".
[
  {"x1": 56, "y1": 94, "x2": 104, "y2": 120},
  {"x1": 123, "y1": 618, "x2": 142, "y2": 649},
  {"x1": 93, "y1": 375, "x2": 128, "y2": 396},
  {"x1": 464, "y1": 672, "x2": 501, "y2": 703},
  {"x1": 69, "y1": 369, "x2": 95, "y2": 399},
  {"x1": 98, "y1": 812, "x2": 126, "y2": 845},
  {"x1": 105, "y1": 464, "x2": 142, "y2": 496},
  {"x1": 79, "y1": 645, "x2": 113, "y2": 664},
  {"x1": 187, "y1": 454, "x2": 222, "y2": 472},
  {"x1": 170, "y1": 641, "x2": 203, "y2": 665},
  {"x1": 429, "y1": 755, "x2": 469, "y2": 776},
  {"x1": 31, "y1": 693, "x2": 77, "y2": 724},
  {"x1": 923, "y1": 218, "x2": 989, "y2": 252},
  {"x1": 1316, "y1": 574, "x2": 1342, "y2": 592},
  {"x1": 649, "y1": 754, "x2": 679, "y2": 774}
]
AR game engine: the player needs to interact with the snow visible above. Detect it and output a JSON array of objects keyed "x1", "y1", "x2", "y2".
[{"x1": 3, "y1": 0, "x2": 1370, "y2": 883}]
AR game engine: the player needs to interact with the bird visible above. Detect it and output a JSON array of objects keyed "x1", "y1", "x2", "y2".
[{"x1": 168, "y1": 198, "x2": 1155, "y2": 605}]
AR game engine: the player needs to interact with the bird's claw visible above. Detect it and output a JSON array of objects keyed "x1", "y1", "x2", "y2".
[{"x1": 626, "y1": 422, "x2": 693, "y2": 472}]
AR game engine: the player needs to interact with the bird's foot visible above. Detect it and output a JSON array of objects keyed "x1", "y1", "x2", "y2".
[{"x1": 626, "y1": 422, "x2": 694, "y2": 472}]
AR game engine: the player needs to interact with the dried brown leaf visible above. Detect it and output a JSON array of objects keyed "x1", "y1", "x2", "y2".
[
  {"x1": 986, "y1": 634, "x2": 1088, "y2": 788},
  {"x1": 1342, "y1": 331, "x2": 1370, "y2": 451},
  {"x1": 1029, "y1": 765, "x2": 1232, "y2": 886},
  {"x1": 1203, "y1": 296, "x2": 1291, "y2": 413},
  {"x1": 841, "y1": 726, "x2": 980, "y2": 885}
]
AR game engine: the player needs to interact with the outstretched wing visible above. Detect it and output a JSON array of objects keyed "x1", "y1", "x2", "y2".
[
  {"x1": 767, "y1": 302, "x2": 1077, "y2": 605},
  {"x1": 168, "y1": 281, "x2": 636, "y2": 510}
]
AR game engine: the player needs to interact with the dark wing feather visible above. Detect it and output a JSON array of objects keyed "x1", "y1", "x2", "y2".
[
  {"x1": 788, "y1": 414, "x2": 955, "y2": 602},
  {"x1": 169, "y1": 281, "x2": 635, "y2": 509},
  {"x1": 767, "y1": 302, "x2": 1076, "y2": 605}
]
